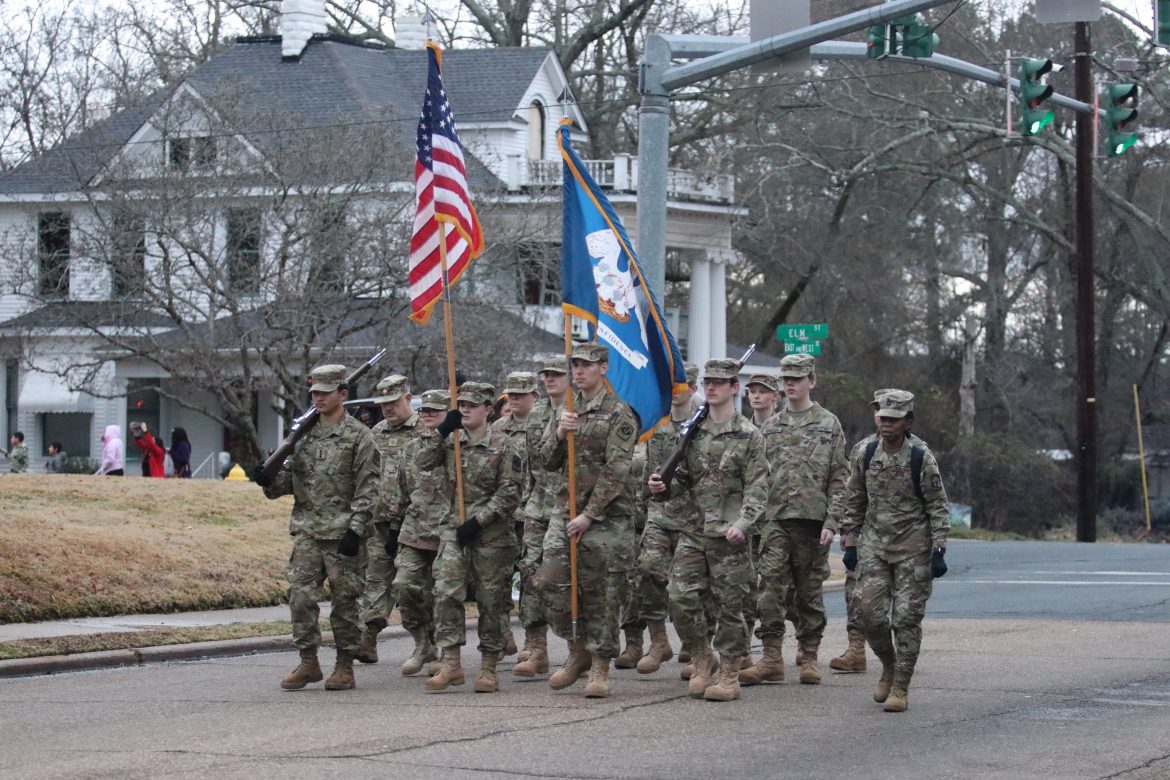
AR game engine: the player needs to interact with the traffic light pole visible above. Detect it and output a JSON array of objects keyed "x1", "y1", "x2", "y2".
[{"x1": 1074, "y1": 21, "x2": 1098, "y2": 542}]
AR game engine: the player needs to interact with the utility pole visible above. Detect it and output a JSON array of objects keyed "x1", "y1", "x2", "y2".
[{"x1": 1074, "y1": 21, "x2": 1097, "y2": 542}]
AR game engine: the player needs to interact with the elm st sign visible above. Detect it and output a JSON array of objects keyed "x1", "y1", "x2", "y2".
[{"x1": 778, "y1": 323, "x2": 828, "y2": 356}]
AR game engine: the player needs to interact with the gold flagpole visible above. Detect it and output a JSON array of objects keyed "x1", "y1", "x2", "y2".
[
  {"x1": 1134, "y1": 384, "x2": 1152, "y2": 533},
  {"x1": 439, "y1": 224, "x2": 467, "y2": 526},
  {"x1": 563, "y1": 315, "x2": 579, "y2": 640}
]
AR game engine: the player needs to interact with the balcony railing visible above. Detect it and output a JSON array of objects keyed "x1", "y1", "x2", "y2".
[{"x1": 505, "y1": 154, "x2": 734, "y2": 205}]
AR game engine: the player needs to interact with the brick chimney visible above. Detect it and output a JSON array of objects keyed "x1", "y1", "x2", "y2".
[
  {"x1": 395, "y1": 13, "x2": 433, "y2": 50},
  {"x1": 282, "y1": 0, "x2": 328, "y2": 59}
]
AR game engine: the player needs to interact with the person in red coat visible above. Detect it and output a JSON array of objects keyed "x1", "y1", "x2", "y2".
[{"x1": 130, "y1": 421, "x2": 166, "y2": 478}]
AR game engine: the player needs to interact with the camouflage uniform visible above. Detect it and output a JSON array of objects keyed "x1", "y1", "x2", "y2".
[
  {"x1": 517, "y1": 390, "x2": 561, "y2": 633},
  {"x1": 841, "y1": 390, "x2": 949, "y2": 706},
  {"x1": 7, "y1": 441, "x2": 28, "y2": 473},
  {"x1": 262, "y1": 368, "x2": 381, "y2": 658},
  {"x1": 418, "y1": 383, "x2": 522, "y2": 656},
  {"x1": 358, "y1": 376, "x2": 420, "y2": 633}
]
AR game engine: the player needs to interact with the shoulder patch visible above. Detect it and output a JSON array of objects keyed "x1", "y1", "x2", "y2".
[
  {"x1": 931, "y1": 474, "x2": 941, "y2": 490},
  {"x1": 618, "y1": 423, "x2": 634, "y2": 440}
]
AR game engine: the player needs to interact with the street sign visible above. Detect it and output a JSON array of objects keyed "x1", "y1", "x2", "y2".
[
  {"x1": 784, "y1": 341, "x2": 822, "y2": 355},
  {"x1": 1035, "y1": 0, "x2": 1100, "y2": 23},
  {"x1": 750, "y1": 0, "x2": 811, "y2": 73},
  {"x1": 777, "y1": 323, "x2": 829, "y2": 341}
]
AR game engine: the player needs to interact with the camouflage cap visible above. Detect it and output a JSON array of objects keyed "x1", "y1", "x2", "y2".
[
  {"x1": 457, "y1": 381, "x2": 496, "y2": 405},
  {"x1": 778, "y1": 353, "x2": 815, "y2": 378},
  {"x1": 309, "y1": 364, "x2": 347, "y2": 392},
  {"x1": 571, "y1": 343, "x2": 610, "y2": 363},
  {"x1": 684, "y1": 361, "x2": 700, "y2": 385},
  {"x1": 503, "y1": 371, "x2": 539, "y2": 394},
  {"x1": 870, "y1": 388, "x2": 900, "y2": 409},
  {"x1": 418, "y1": 389, "x2": 450, "y2": 411},
  {"x1": 704, "y1": 358, "x2": 740, "y2": 380},
  {"x1": 540, "y1": 354, "x2": 569, "y2": 375},
  {"x1": 874, "y1": 389, "x2": 914, "y2": 418},
  {"x1": 746, "y1": 372, "x2": 780, "y2": 392},
  {"x1": 374, "y1": 374, "x2": 409, "y2": 402}
]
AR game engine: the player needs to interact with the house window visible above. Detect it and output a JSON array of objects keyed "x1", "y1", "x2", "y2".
[
  {"x1": 4, "y1": 360, "x2": 16, "y2": 442},
  {"x1": 168, "y1": 136, "x2": 216, "y2": 171},
  {"x1": 517, "y1": 243, "x2": 559, "y2": 306},
  {"x1": 112, "y1": 215, "x2": 147, "y2": 297},
  {"x1": 310, "y1": 205, "x2": 346, "y2": 293},
  {"x1": 526, "y1": 102, "x2": 546, "y2": 160},
  {"x1": 226, "y1": 209, "x2": 262, "y2": 294},
  {"x1": 37, "y1": 211, "x2": 70, "y2": 296},
  {"x1": 41, "y1": 412, "x2": 92, "y2": 458}
]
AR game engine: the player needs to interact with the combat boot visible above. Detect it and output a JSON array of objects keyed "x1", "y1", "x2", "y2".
[
  {"x1": 687, "y1": 643, "x2": 718, "y2": 698},
  {"x1": 614, "y1": 629, "x2": 644, "y2": 669},
  {"x1": 355, "y1": 626, "x2": 380, "y2": 664},
  {"x1": 583, "y1": 654, "x2": 611, "y2": 698},
  {"x1": 873, "y1": 654, "x2": 896, "y2": 703},
  {"x1": 474, "y1": 652, "x2": 500, "y2": 693},
  {"x1": 703, "y1": 655, "x2": 742, "y2": 702},
  {"x1": 401, "y1": 628, "x2": 439, "y2": 676},
  {"x1": 517, "y1": 624, "x2": 545, "y2": 663},
  {"x1": 830, "y1": 638, "x2": 867, "y2": 673},
  {"x1": 512, "y1": 629, "x2": 549, "y2": 677},
  {"x1": 425, "y1": 647, "x2": 465, "y2": 692},
  {"x1": 324, "y1": 651, "x2": 356, "y2": 690},
  {"x1": 280, "y1": 649, "x2": 323, "y2": 690},
  {"x1": 677, "y1": 648, "x2": 692, "y2": 664},
  {"x1": 798, "y1": 649, "x2": 821, "y2": 685},
  {"x1": 739, "y1": 637, "x2": 784, "y2": 686},
  {"x1": 794, "y1": 645, "x2": 803, "y2": 666},
  {"x1": 637, "y1": 619, "x2": 675, "y2": 674},
  {"x1": 549, "y1": 641, "x2": 591, "y2": 690},
  {"x1": 504, "y1": 629, "x2": 518, "y2": 657},
  {"x1": 883, "y1": 669, "x2": 912, "y2": 712}
]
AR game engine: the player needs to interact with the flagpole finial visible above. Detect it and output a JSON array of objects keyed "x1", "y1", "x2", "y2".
[{"x1": 557, "y1": 87, "x2": 575, "y2": 106}]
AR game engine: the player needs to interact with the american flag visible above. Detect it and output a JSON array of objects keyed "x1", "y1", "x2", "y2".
[{"x1": 408, "y1": 42, "x2": 483, "y2": 325}]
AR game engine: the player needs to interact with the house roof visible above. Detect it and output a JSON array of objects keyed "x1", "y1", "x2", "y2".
[
  {"x1": 0, "y1": 36, "x2": 560, "y2": 195},
  {"x1": 0, "y1": 300, "x2": 176, "y2": 330}
]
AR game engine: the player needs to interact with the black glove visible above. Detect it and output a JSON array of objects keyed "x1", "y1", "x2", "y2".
[
  {"x1": 437, "y1": 409, "x2": 463, "y2": 439},
  {"x1": 456, "y1": 517, "x2": 482, "y2": 548},
  {"x1": 252, "y1": 469, "x2": 273, "y2": 488},
  {"x1": 385, "y1": 528, "x2": 400, "y2": 559},
  {"x1": 338, "y1": 528, "x2": 362, "y2": 557},
  {"x1": 931, "y1": 547, "x2": 947, "y2": 579},
  {"x1": 842, "y1": 546, "x2": 858, "y2": 572}
]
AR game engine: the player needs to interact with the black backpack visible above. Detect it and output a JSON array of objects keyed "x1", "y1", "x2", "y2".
[{"x1": 862, "y1": 440, "x2": 925, "y2": 500}]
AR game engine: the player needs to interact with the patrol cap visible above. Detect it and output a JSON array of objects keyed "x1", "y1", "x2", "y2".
[
  {"x1": 457, "y1": 381, "x2": 496, "y2": 405},
  {"x1": 540, "y1": 354, "x2": 569, "y2": 375},
  {"x1": 778, "y1": 353, "x2": 815, "y2": 378},
  {"x1": 309, "y1": 364, "x2": 347, "y2": 392},
  {"x1": 746, "y1": 373, "x2": 780, "y2": 392},
  {"x1": 571, "y1": 343, "x2": 610, "y2": 363},
  {"x1": 503, "y1": 371, "x2": 538, "y2": 394},
  {"x1": 418, "y1": 389, "x2": 450, "y2": 411},
  {"x1": 874, "y1": 389, "x2": 914, "y2": 418},
  {"x1": 684, "y1": 361, "x2": 700, "y2": 385},
  {"x1": 869, "y1": 388, "x2": 899, "y2": 409},
  {"x1": 374, "y1": 374, "x2": 409, "y2": 402},
  {"x1": 703, "y1": 358, "x2": 740, "y2": 380}
]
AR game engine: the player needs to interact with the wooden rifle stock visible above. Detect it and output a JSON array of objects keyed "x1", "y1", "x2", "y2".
[{"x1": 256, "y1": 348, "x2": 387, "y2": 484}]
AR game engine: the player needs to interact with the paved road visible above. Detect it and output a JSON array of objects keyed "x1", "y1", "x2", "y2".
[{"x1": 3, "y1": 540, "x2": 1169, "y2": 779}]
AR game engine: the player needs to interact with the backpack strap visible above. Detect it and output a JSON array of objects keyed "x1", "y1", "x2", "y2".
[
  {"x1": 862, "y1": 440, "x2": 879, "y2": 472},
  {"x1": 863, "y1": 439, "x2": 925, "y2": 500}
]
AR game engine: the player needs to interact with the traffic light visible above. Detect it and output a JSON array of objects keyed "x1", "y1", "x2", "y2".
[
  {"x1": 1018, "y1": 58, "x2": 1056, "y2": 136},
  {"x1": 1158, "y1": 0, "x2": 1170, "y2": 47},
  {"x1": 1104, "y1": 83, "x2": 1139, "y2": 156},
  {"x1": 866, "y1": 25, "x2": 887, "y2": 59},
  {"x1": 900, "y1": 21, "x2": 938, "y2": 58}
]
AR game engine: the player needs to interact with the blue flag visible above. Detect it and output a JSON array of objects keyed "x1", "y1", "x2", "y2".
[{"x1": 558, "y1": 119, "x2": 688, "y2": 440}]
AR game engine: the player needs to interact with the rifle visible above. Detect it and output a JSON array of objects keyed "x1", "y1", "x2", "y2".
[
  {"x1": 255, "y1": 348, "x2": 387, "y2": 485},
  {"x1": 655, "y1": 343, "x2": 756, "y2": 492}
]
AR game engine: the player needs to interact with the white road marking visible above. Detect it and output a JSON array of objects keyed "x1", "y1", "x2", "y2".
[{"x1": 957, "y1": 580, "x2": 1170, "y2": 586}]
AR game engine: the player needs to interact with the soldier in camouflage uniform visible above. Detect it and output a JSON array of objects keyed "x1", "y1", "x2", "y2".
[
  {"x1": 4, "y1": 432, "x2": 28, "y2": 473},
  {"x1": 420, "y1": 382, "x2": 523, "y2": 694},
  {"x1": 259, "y1": 364, "x2": 381, "y2": 691},
  {"x1": 512, "y1": 356, "x2": 570, "y2": 677},
  {"x1": 648, "y1": 358, "x2": 770, "y2": 702},
  {"x1": 742, "y1": 372, "x2": 781, "y2": 666},
  {"x1": 841, "y1": 389, "x2": 950, "y2": 712},
  {"x1": 388, "y1": 389, "x2": 449, "y2": 676},
  {"x1": 741, "y1": 354, "x2": 848, "y2": 687},
  {"x1": 492, "y1": 371, "x2": 540, "y2": 658},
  {"x1": 355, "y1": 375, "x2": 419, "y2": 665},
  {"x1": 535, "y1": 343, "x2": 638, "y2": 698}
]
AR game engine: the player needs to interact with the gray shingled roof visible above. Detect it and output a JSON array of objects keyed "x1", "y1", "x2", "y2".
[
  {"x1": 0, "y1": 36, "x2": 556, "y2": 194},
  {"x1": 0, "y1": 300, "x2": 176, "y2": 330}
]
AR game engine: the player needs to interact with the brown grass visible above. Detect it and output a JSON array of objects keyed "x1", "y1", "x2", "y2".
[{"x1": 0, "y1": 474, "x2": 293, "y2": 622}]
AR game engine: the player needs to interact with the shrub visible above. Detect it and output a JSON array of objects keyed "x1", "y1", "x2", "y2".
[{"x1": 61, "y1": 456, "x2": 99, "y2": 474}]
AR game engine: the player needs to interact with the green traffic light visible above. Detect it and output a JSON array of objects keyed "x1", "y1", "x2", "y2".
[
  {"x1": 866, "y1": 25, "x2": 887, "y2": 59},
  {"x1": 901, "y1": 23, "x2": 938, "y2": 58},
  {"x1": 1108, "y1": 132, "x2": 1139, "y2": 156},
  {"x1": 1159, "y1": 0, "x2": 1170, "y2": 46},
  {"x1": 1023, "y1": 109, "x2": 1054, "y2": 135},
  {"x1": 1018, "y1": 58, "x2": 1056, "y2": 136}
]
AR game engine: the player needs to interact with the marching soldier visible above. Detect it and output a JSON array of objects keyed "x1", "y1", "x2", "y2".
[
  {"x1": 260, "y1": 364, "x2": 380, "y2": 691},
  {"x1": 355, "y1": 375, "x2": 419, "y2": 664},
  {"x1": 742, "y1": 371, "x2": 781, "y2": 666}
]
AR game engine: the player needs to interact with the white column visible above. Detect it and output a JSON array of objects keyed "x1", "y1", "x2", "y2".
[
  {"x1": 709, "y1": 251, "x2": 727, "y2": 359},
  {"x1": 687, "y1": 252, "x2": 712, "y2": 370}
]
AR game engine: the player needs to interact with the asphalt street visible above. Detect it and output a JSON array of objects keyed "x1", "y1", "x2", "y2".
[{"x1": 2, "y1": 540, "x2": 1169, "y2": 779}]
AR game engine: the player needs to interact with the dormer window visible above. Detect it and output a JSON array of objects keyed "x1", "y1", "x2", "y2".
[
  {"x1": 168, "y1": 136, "x2": 216, "y2": 171},
  {"x1": 526, "y1": 101, "x2": 546, "y2": 160}
]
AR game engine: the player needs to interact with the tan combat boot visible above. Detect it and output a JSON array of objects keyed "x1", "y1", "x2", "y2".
[
  {"x1": 401, "y1": 628, "x2": 439, "y2": 676},
  {"x1": 679, "y1": 662, "x2": 695, "y2": 680},
  {"x1": 512, "y1": 629, "x2": 549, "y2": 677},
  {"x1": 324, "y1": 651, "x2": 356, "y2": 690},
  {"x1": 474, "y1": 652, "x2": 500, "y2": 693},
  {"x1": 687, "y1": 643, "x2": 718, "y2": 698},
  {"x1": 677, "y1": 648, "x2": 692, "y2": 664},
  {"x1": 873, "y1": 654, "x2": 896, "y2": 703},
  {"x1": 883, "y1": 670, "x2": 912, "y2": 712},
  {"x1": 355, "y1": 626, "x2": 380, "y2": 664},
  {"x1": 794, "y1": 645, "x2": 803, "y2": 666},
  {"x1": 517, "y1": 624, "x2": 545, "y2": 663},
  {"x1": 799, "y1": 648, "x2": 821, "y2": 685},
  {"x1": 614, "y1": 629, "x2": 644, "y2": 669},
  {"x1": 280, "y1": 649, "x2": 323, "y2": 690},
  {"x1": 583, "y1": 654, "x2": 611, "y2": 698},
  {"x1": 830, "y1": 637, "x2": 867, "y2": 673},
  {"x1": 425, "y1": 646, "x2": 465, "y2": 692},
  {"x1": 739, "y1": 637, "x2": 784, "y2": 686},
  {"x1": 549, "y1": 640, "x2": 591, "y2": 690},
  {"x1": 637, "y1": 619, "x2": 675, "y2": 674},
  {"x1": 703, "y1": 655, "x2": 742, "y2": 702},
  {"x1": 504, "y1": 629, "x2": 518, "y2": 657}
]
